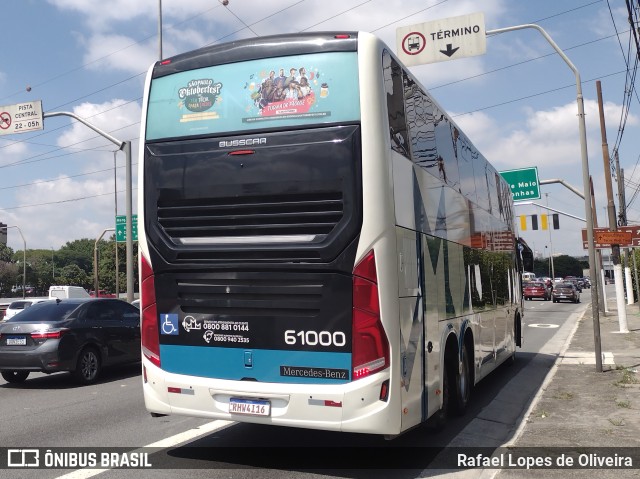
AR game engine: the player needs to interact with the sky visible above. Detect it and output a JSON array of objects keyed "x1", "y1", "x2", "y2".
[{"x1": 0, "y1": 0, "x2": 637, "y2": 260}]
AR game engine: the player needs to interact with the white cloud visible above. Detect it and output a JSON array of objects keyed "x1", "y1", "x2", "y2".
[
  {"x1": 82, "y1": 34, "x2": 157, "y2": 74},
  {"x1": 2, "y1": 99, "x2": 140, "y2": 250},
  {"x1": 453, "y1": 98, "x2": 638, "y2": 174}
]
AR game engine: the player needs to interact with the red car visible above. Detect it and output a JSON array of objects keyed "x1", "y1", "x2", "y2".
[
  {"x1": 89, "y1": 290, "x2": 117, "y2": 298},
  {"x1": 523, "y1": 281, "x2": 551, "y2": 301}
]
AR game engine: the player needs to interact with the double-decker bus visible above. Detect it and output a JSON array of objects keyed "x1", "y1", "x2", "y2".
[{"x1": 138, "y1": 31, "x2": 527, "y2": 436}]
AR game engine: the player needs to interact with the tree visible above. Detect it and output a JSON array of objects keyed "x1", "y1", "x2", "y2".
[
  {"x1": 57, "y1": 239, "x2": 94, "y2": 275},
  {"x1": 0, "y1": 244, "x2": 14, "y2": 263},
  {"x1": 26, "y1": 249, "x2": 56, "y2": 295},
  {"x1": 95, "y1": 236, "x2": 138, "y2": 295},
  {"x1": 0, "y1": 261, "x2": 19, "y2": 296},
  {"x1": 55, "y1": 264, "x2": 91, "y2": 290},
  {"x1": 550, "y1": 255, "x2": 584, "y2": 278}
]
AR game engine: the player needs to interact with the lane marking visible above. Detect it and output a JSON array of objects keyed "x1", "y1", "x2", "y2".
[
  {"x1": 528, "y1": 323, "x2": 560, "y2": 329},
  {"x1": 55, "y1": 420, "x2": 234, "y2": 478}
]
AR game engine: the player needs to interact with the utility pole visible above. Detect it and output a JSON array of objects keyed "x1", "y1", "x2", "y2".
[
  {"x1": 590, "y1": 177, "x2": 607, "y2": 313},
  {"x1": 545, "y1": 193, "x2": 555, "y2": 280},
  {"x1": 596, "y1": 80, "x2": 628, "y2": 332}
]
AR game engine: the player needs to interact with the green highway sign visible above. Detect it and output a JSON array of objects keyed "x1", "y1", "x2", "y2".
[
  {"x1": 499, "y1": 167, "x2": 541, "y2": 201},
  {"x1": 116, "y1": 214, "x2": 138, "y2": 242}
]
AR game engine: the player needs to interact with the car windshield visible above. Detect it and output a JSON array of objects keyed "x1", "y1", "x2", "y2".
[
  {"x1": 557, "y1": 283, "x2": 574, "y2": 288},
  {"x1": 6, "y1": 301, "x2": 80, "y2": 322},
  {"x1": 527, "y1": 283, "x2": 545, "y2": 288}
]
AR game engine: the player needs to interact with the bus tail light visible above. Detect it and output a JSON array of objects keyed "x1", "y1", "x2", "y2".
[
  {"x1": 140, "y1": 255, "x2": 161, "y2": 368},
  {"x1": 352, "y1": 250, "x2": 389, "y2": 380}
]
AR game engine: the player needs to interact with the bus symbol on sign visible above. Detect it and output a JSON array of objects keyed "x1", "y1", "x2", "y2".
[{"x1": 402, "y1": 32, "x2": 426, "y2": 55}]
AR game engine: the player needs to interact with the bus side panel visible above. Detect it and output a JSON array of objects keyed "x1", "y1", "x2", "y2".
[{"x1": 396, "y1": 227, "x2": 424, "y2": 431}]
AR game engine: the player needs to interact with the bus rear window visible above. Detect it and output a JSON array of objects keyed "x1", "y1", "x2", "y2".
[{"x1": 146, "y1": 51, "x2": 360, "y2": 140}]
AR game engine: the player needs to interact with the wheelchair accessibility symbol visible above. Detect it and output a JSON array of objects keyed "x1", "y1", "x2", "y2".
[{"x1": 161, "y1": 314, "x2": 179, "y2": 335}]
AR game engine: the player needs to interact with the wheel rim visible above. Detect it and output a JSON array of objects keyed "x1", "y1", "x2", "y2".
[{"x1": 80, "y1": 351, "x2": 98, "y2": 380}]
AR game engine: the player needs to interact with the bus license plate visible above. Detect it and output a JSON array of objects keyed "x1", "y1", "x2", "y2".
[
  {"x1": 229, "y1": 397, "x2": 271, "y2": 416},
  {"x1": 6, "y1": 336, "x2": 26, "y2": 346}
]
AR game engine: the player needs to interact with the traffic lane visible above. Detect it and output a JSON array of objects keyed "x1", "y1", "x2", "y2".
[
  {"x1": 4, "y1": 300, "x2": 586, "y2": 479},
  {"x1": 0, "y1": 364, "x2": 215, "y2": 479},
  {"x1": 522, "y1": 289, "x2": 589, "y2": 353},
  {"x1": 86, "y1": 364, "x2": 558, "y2": 477}
]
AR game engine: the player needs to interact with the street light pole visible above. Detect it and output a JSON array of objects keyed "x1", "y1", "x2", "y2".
[
  {"x1": 158, "y1": 0, "x2": 163, "y2": 60},
  {"x1": 546, "y1": 193, "x2": 555, "y2": 280},
  {"x1": 43, "y1": 111, "x2": 134, "y2": 303},
  {"x1": 486, "y1": 23, "x2": 601, "y2": 371},
  {"x1": 113, "y1": 150, "x2": 119, "y2": 298}
]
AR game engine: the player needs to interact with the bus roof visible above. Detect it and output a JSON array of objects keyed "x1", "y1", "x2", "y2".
[{"x1": 152, "y1": 31, "x2": 359, "y2": 79}]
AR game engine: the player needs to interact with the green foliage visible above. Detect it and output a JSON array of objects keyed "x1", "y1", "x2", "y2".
[
  {"x1": 0, "y1": 238, "x2": 138, "y2": 297},
  {"x1": 55, "y1": 264, "x2": 91, "y2": 290},
  {"x1": 0, "y1": 244, "x2": 14, "y2": 263},
  {"x1": 533, "y1": 255, "x2": 585, "y2": 278}
]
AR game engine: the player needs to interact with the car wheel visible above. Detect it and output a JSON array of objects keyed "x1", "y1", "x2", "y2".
[
  {"x1": 73, "y1": 347, "x2": 101, "y2": 385},
  {"x1": 1, "y1": 371, "x2": 29, "y2": 383}
]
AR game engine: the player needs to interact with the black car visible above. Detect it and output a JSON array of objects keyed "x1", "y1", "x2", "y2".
[{"x1": 0, "y1": 298, "x2": 140, "y2": 385}]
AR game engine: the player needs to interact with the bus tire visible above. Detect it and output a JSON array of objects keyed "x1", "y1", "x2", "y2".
[{"x1": 453, "y1": 343, "x2": 471, "y2": 415}]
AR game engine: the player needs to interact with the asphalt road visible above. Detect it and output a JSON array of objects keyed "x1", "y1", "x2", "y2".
[{"x1": 0, "y1": 292, "x2": 590, "y2": 479}]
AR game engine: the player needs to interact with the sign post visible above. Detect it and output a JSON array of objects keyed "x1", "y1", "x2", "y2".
[
  {"x1": 0, "y1": 101, "x2": 43, "y2": 136},
  {"x1": 116, "y1": 215, "x2": 138, "y2": 242},
  {"x1": 396, "y1": 12, "x2": 486, "y2": 66},
  {"x1": 499, "y1": 167, "x2": 541, "y2": 201}
]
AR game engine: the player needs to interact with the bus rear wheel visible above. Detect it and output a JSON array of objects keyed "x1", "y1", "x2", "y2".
[{"x1": 453, "y1": 343, "x2": 471, "y2": 415}]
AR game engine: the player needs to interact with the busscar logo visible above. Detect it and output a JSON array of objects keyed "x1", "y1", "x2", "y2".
[{"x1": 219, "y1": 138, "x2": 267, "y2": 148}]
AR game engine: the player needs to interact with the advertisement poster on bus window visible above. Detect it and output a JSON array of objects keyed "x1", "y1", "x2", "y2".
[{"x1": 146, "y1": 51, "x2": 361, "y2": 140}]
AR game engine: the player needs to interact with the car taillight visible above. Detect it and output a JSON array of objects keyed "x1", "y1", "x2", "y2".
[
  {"x1": 352, "y1": 250, "x2": 389, "y2": 380},
  {"x1": 140, "y1": 255, "x2": 160, "y2": 367},
  {"x1": 31, "y1": 329, "x2": 68, "y2": 340}
]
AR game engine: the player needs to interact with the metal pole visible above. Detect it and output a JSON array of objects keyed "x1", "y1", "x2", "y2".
[
  {"x1": 158, "y1": 0, "x2": 163, "y2": 60},
  {"x1": 590, "y1": 177, "x2": 606, "y2": 314},
  {"x1": 124, "y1": 141, "x2": 134, "y2": 303},
  {"x1": 634, "y1": 250, "x2": 640, "y2": 311},
  {"x1": 43, "y1": 112, "x2": 124, "y2": 149},
  {"x1": 113, "y1": 150, "x2": 119, "y2": 298},
  {"x1": 545, "y1": 193, "x2": 555, "y2": 280},
  {"x1": 596, "y1": 81, "x2": 627, "y2": 332},
  {"x1": 487, "y1": 23, "x2": 602, "y2": 371}
]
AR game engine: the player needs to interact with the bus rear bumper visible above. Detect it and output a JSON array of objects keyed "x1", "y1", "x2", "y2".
[{"x1": 142, "y1": 360, "x2": 397, "y2": 435}]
